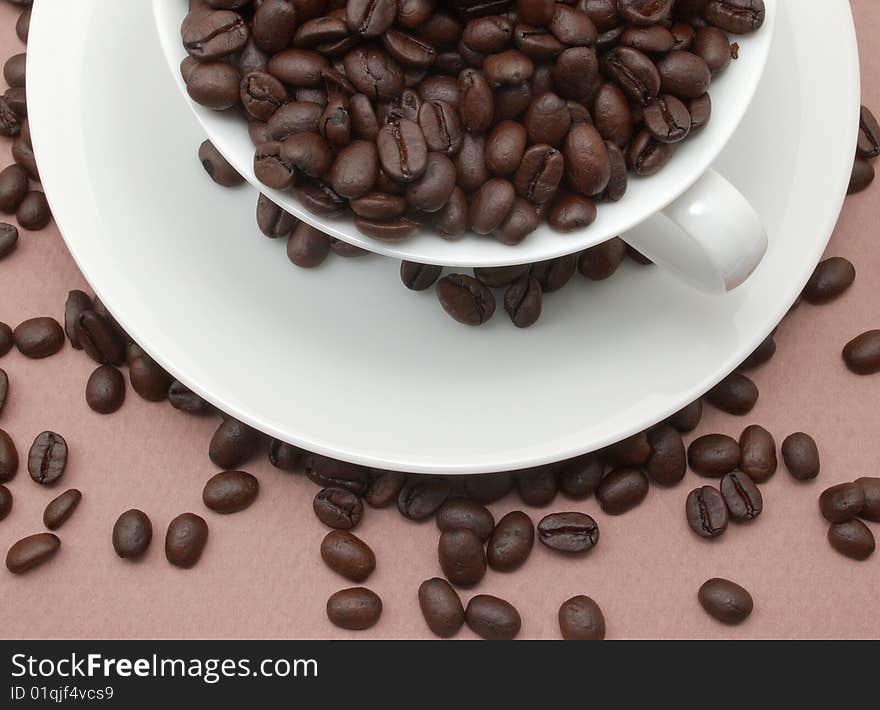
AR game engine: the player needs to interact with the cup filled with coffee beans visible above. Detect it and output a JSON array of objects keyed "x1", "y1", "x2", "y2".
[{"x1": 156, "y1": 0, "x2": 776, "y2": 290}]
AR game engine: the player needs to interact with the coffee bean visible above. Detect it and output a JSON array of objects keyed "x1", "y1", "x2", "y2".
[
  {"x1": 704, "y1": 0, "x2": 766, "y2": 34},
  {"x1": 849, "y1": 157, "x2": 875, "y2": 195},
  {"x1": 558, "y1": 595, "x2": 605, "y2": 640},
  {"x1": 550, "y1": 5, "x2": 598, "y2": 46},
  {"x1": 168, "y1": 380, "x2": 212, "y2": 415},
  {"x1": 330, "y1": 141, "x2": 379, "y2": 200},
  {"x1": 436, "y1": 498, "x2": 495, "y2": 541},
  {"x1": 819, "y1": 483, "x2": 864, "y2": 524},
  {"x1": 419, "y1": 577, "x2": 465, "y2": 638},
  {"x1": 129, "y1": 352, "x2": 173, "y2": 402},
  {"x1": 28, "y1": 431, "x2": 67, "y2": 486},
  {"x1": 314, "y1": 487, "x2": 364, "y2": 529},
  {"x1": 515, "y1": 25, "x2": 564, "y2": 61},
  {"x1": 43, "y1": 488, "x2": 82, "y2": 530},
  {"x1": 305, "y1": 454, "x2": 371, "y2": 495},
  {"x1": 397, "y1": 476, "x2": 451, "y2": 520},
  {"x1": 474, "y1": 265, "x2": 529, "y2": 288},
  {"x1": 209, "y1": 418, "x2": 260, "y2": 469},
  {"x1": 688, "y1": 434, "x2": 740, "y2": 477},
  {"x1": 735, "y1": 424, "x2": 776, "y2": 483},
  {"x1": 0, "y1": 322, "x2": 10, "y2": 359},
  {"x1": 552, "y1": 46, "x2": 599, "y2": 101},
  {"x1": 344, "y1": 46, "x2": 405, "y2": 100},
  {"x1": 61, "y1": 290, "x2": 91, "y2": 350},
  {"x1": 530, "y1": 254, "x2": 576, "y2": 293},
  {"x1": 459, "y1": 68, "x2": 495, "y2": 132},
  {"x1": 0, "y1": 164, "x2": 28, "y2": 213},
  {"x1": 686, "y1": 485, "x2": 728, "y2": 538},
  {"x1": 327, "y1": 587, "x2": 383, "y2": 630},
  {"x1": 0, "y1": 368, "x2": 6, "y2": 414},
  {"x1": 287, "y1": 223, "x2": 332, "y2": 268},
  {"x1": 538, "y1": 512, "x2": 599, "y2": 553},
  {"x1": 405, "y1": 152, "x2": 456, "y2": 212},
  {"x1": 720, "y1": 471, "x2": 762, "y2": 522},
  {"x1": 437, "y1": 274, "x2": 496, "y2": 326},
  {"x1": 487, "y1": 510, "x2": 534, "y2": 571},
  {"x1": 198, "y1": 139, "x2": 245, "y2": 187},
  {"x1": 578, "y1": 237, "x2": 626, "y2": 280},
  {"x1": 514, "y1": 144, "x2": 564, "y2": 203},
  {"x1": 855, "y1": 477, "x2": 880, "y2": 523},
  {"x1": 698, "y1": 577, "x2": 753, "y2": 625},
  {"x1": 627, "y1": 129, "x2": 677, "y2": 175},
  {"x1": 547, "y1": 192, "x2": 596, "y2": 232},
  {"x1": 802, "y1": 257, "x2": 855, "y2": 304},
  {"x1": 843, "y1": 330, "x2": 880, "y2": 375},
  {"x1": 644, "y1": 94, "x2": 691, "y2": 143},
  {"x1": 85, "y1": 365, "x2": 126, "y2": 414},
  {"x1": 622, "y1": 24, "x2": 674, "y2": 53},
  {"x1": 565, "y1": 123, "x2": 610, "y2": 196},
  {"x1": 464, "y1": 471, "x2": 515, "y2": 504},
  {"x1": 504, "y1": 275, "x2": 543, "y2": 328},
  {"x1": 187, "y1": 61, "x2": 242, "y2": 109},
  {"x1": 465, "y1": 594, "x2": 521, "y2": 640},
  {"x1": 6, "y1": 533, "x2": 60, "y2": 574},
  {"x1": 0, "y1": 428, "x2": 18, "y2": 483},
  {"x1": 13, "y1": 317, "x2": 64, "y2": 359},
  {"x1": 603, "y1": 430, "x2": 651, "y2": 467},
  {"x1": 645, "y1": 424, "x2": 686, "y2": 486},
  {"x1": 319, "y1": 530, "x2": 375, "y2": 583},
  {"x1": 165, "y1": 512, "x2": 209, "y2": 568},
  {"x1": 858, "y1": 105, "x2": 880, "y2": 159},
  {"x1": 202, "y1": 470, "x2": 259, "y2": 515},
  {"x1": 597, "y1": 467, "x2": 649, "y2": 515},
  {"x1": 355, "y1": 216, "x2": 420, "y2": 241},
  {"x1": 347, "y1": 0, "x2": 397, "y2": 36},
  {"x1": 74, "y1": 311, "x2": 124, "y2": 366},
  {"x1": 362, "y1": 469, "x2": 405, "y2": 508},
  {"x1": 0, "y1": 96, "x2": 20, "y2": 137},
  {"x1": 350, "y1": 192, "x2": 407, "y2": 220},
  {"x1": 512, "y1": 466, "x2": 554, "y2": 506},
  {"x1": 781, "y1": 432, "x2": 819, "y2": 481},
  {"x1": 828, "y1": 519, "x2": 875, "y2": 561},
  {"x1": 111, "y1": 509, "x2": 153, "y2": 559},
  {"x1": 601, "y1": 46, "x2": 659, "y2": 105},
  {"x1": 399, "y1": 261, "x2": 441, "y2": 291},
  {"x1": 706, "y1": 372, "x2": 758, "y2": 415},
  {"x1": 377, "y1": 118, "x2": 428, "y2": 182},
  {"x1": 557, "y1": 455, "x2": 604, "y2": 499},
  {"x1": 0, "y1": 223, "x2": 17, "y2": 259},
  {"x1": 439, "y1": 528, "x2": 487, "y2": 587},
  {"x1": 183, "y1": 9, "x2": 249, "y2": 60},
  {"x1": 11, "y1": 136, "x2": 37, "y2": 180},
  {"x1": 16, "y1": 8, "x2": 30, "y2": 43},
  {"x1": 0, "y1": 485, "x2": 11, "y2": 522},
  {"x1": 739, "y1": 334, "x2": 776, "y2": 370}
]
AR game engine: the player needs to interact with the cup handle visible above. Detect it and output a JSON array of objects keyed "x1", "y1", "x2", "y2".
[{"x1": 621, "y1": 169, "x2": 767, "y2": 292}]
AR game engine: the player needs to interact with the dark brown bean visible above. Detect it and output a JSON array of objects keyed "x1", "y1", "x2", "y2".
[
  {"x1": 819, "y1": 483, "x2": 864, "y2": 524},
  {"x1": 209, "y1": 418, "x2": 260, "y2": 469},
  {"x1": 645, "y1": 424, "x2": 686, "y2": 486},
  {"x1": 0, "y1": 484, "x2": 11, "y2": 522},
  {"x1": 305, "y1": 455, "x2": 371, "y2": 495},
  {"x1": 739, "y1": 333, "x2": 776, "y2": 370},
  {"x1": 855, "y1": 477, "x2": 880, "y2": 523},
  {"x1": 738, "y1": 425, "x2": 776, "y2": 483},
  {"x1": 463, "y1": 471, "x2": 515, "y2": 504},
  {"x1": 698, "y1": 577, "x2": 753, "y2": 625},
  {"x1": 439, "y1": 528, "x2": 487, "y2": 587},
  {"x1": 843, "y1": 330, "x2": 880, "y2": 375},
  {"x1": 547, "y1": 192, "x2": 597, "y2": 232},
  {"x1": 203, "y1": 470, "x2": 259, "y2": 514},
  {"x1": 857, "y1": 104, "x2": 880, "y2": 159},
  {"x1": 578, "y1": 237, "x2": 626, "y2": 279},
  {"x1": 182, "y1": 9, "x2": 249, "y2": 60},
  {"x1": 686, "y1": 485, "x2": 728, "y2": 538},
  {"x1": 168, "y1": 380, "x2": 212, "y2": 415},
  {"x1": 597, "y1": 467, "x2": 649, "y2": 515},
  {"x1": 558, "y1": 595, "x2": 605, "y2": 640},
  {"x1": 313, "y1": 487, "x2": 364, "y2": 529},
  {"x1": 0, "y1": 429, "x2": 18, "y2": 483},
  {"x1": 355, "y1": 216, "x2": 420, "y2": 241},
  {"x1": 326, "y1": 587, "x2": 383, "y2": 630},
  {"x1": 465, "y1": 594, "x2": 521, "y2": 640},
  {"x1": 6, "y1": 533, "x2": 60, "y2": 574},
  {"x1": 688, "y1": 434, "x2": 740, "y2": 477},
  {"x1": 504, "y1": 275, "x2": 543, "y2": 327},
  {"x1": 603, "y1": 430, "x2": 651, "y2": 467},
  {"x1": 86, "y1": 365, "x2": 126, "y2": 414},
  {"x1": 112, "y1": 509, "x2": 153, "y2": 559},
  {"x1": 321, "y1": 530, "x2": 376, "y2": 582},
  {"x1": 43, "y1": 489, "x2": 82, "y2": 530},
  {"x1": 28, "y1": 431, "x2": 67, "y2": 486},
  {"x1": 720, "y1": 470, "x2": 762, "y2": 522},
  {"x1": 187, "y1": 62, "x2": 242, "y2": 110},
  {"x1": 364, "y1": 470, "x2": 407, "y2": 507},
  {"x1": 0, "y1": 164, "x2": 28, "y2": 213},
  {"x1": 487, "y1": 510, "x2": 534, "y2": 572},
  {"x1": 704, "y1": 0, "x2": 766, "y2": 34},
  {"x1": 802, "y1": 257, "x2": 855, "y2": 304},
  {"x1": 418, "y1": 577, "x2": 465, "y2": 638},
  {"x1": 538, "y1": 512, "x2": 599, "y2": 553},
  {"x1": 436, "y1": 498, "x2": 495, "y2": 541},
  {"x1": 564, "y1": 122, "x2": 610, "y2": 196},
  {"x1": 781, "y1": 432, "x2": 820, "y2": 481},
  {"x1": 849, "y1": 157, "x2": 875, "y2": 195},
  {"x1": 165, "y1": 513, "x2": 209, "y2": 568},
  {"x1": 474, "y1": 265, "x2": 529, "y2": 288},
  {"x1": 397, "y1": 476, "x2": 451, "y2": 520},
  {"x1": 63, "y1": 290, "x2": 92, "y2": 349},
  {"x1": 75, "y1": 311, "x2": 124, "y2": 366},
  {"x1": 557, "y1": 455, "x2": 604, "y2": 499},
  {"x1": 0, "y1": 223, "x2": 17, "y2": 259},
  {"x1": 706, "y1": 372, "x2": 758, "y2": 415},
  {"x1": 436, "y1": 274, "x2": 496, "y2": 325},
  {"x1": 828, "y1": 520, "x2": 875, "y2": 561},
  {"x1": 400, "y1": 261, "x2": 442, "y2": 291},
  {"x1": 13, "y1": 317, "x2": 64, "y2": 359}
]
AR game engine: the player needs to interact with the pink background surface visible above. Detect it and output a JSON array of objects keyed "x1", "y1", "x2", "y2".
[{"x1": 1, "y1": 2, "x2": 879, "y2": 640}]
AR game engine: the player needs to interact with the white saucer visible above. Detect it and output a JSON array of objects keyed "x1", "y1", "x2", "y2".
[{"x1": 27, "y1": 0, "x2": 859, "y2": 474}]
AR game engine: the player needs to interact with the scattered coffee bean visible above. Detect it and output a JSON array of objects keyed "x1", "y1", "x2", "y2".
[
  {"x1": 168, "y1": 380, "x2": 212, "y2": 414},
  {"x1": 365, "y1": 469, "x2": 407, "y2": 508},
  {"x1": 0, "y1": 484, "x2": 11, "y2": 522},
  {"x1": 0, "y1": 222, "x2": 17, "y2": 259},
  {"x1": 0, "y1": 368, "x2": 6, "y2": 414},
  {"x1": 487, "y1": 510, "x2": 534, "y2": 572},
  {"x1": 198, "y1": 139, "x2": 244, "y2": 187},
  {"x1": 203, "y1": 470, "x2": 259, "y2": 514},
  {"x1": 828, "y1": 519, "x2": 875, "y2": 561},
  {"x1": 802, "y1": 257, "x2": 855, "y2": 304},
  {"x1": 687, "y1": 434, "x2": 740, "y2": 477},
  {"x1": 436, "y1": 498, "x2": 495, "y2": 541},
  {"x1": 474, "y1": 265, "x2": 529, "y2": 288},
  {"x1": 305, "y1": 455, "x2": 371, "y2": 495},
  {"x1": 16, "y1": 8, "x2": 29, "y2": 44},
  {"x1": 857, "y1": 104, "x2": 880, "y2": 158},
  {"x1": 698, "y1": 577, "x2": 753, "y2": 625},
  {"x1": 848, "y1": 157, "x2": 874, "y2": 195},
  {"x1": 112, "y1": 509, "x2": 152, "y2": 559},
  {"x1": 597, "y1": 467, "x2": 649, "y2": 515},
  {"x1": 781, "y1": 432, "x2": 819, "y2": 481},
  {"x1": 13, "y1": 317, "x2": 64, "y2": 359},
  {"x1": 578, "y1": 238, "x2": 626, "y2": 280},
  {"x1": 504, "y1": 275, "x2": 543, "y2": 328},
  {"x1": 516, "y1": 466, "x2": 557, "y2": 506},
  {"x1": 739, "y1": 334, "x2": 776, "y2": 370},
  {"x1": 85, "y1": 365, "x2": 126, "y2": 414},
  {"x1": 0, "y1": 323, "x2": 11, "y2": 357},
  {"x1": 43, "y1": 488, "x2": 82, "y2": 530},
  {"x1": 287, "y1": 222, "x2": 332, "y2": 268},
  {"x1": 645, "y1": 424, "x2": 686, "y2": 486},
  {"x1": 63, "y1": 290, "x2": 92, "y2": 349},
  {"x1": 738, "y1": 425, "x2": 776, "y2": 483},
  {"x1": 603, "y1": 430, "x2": 651, "y2": 467},
  {"x1": 209, "y1": 418, "x2": 260, "y2": 469},
  {"x1": 128, "y1": 350, "x2": 173, "y2": 402},
  {"x1": 400, "y1": 261, "x2": 442, "y2": 290},
  {"x1": 439, "y1": 528, "x2": 487, "y2": 587},
  {"x1": 165, "y1": 512, "x2": 209, "y2": 568},
  {"x1": 16, "y1": 191, "x2": 51, "y2": 231},
  {"x1": 0, "y1": 164, "x2": 28, "y2": 213},
  {"x1": 465, "y1": 594, "x2": 521, "y2": 640},
  {"x1": 326, "y1": 587, "x2": 383, "y2": 630},
  {"x1": 686, "y1": 485, "x2": 728, "y2": 539},
  {"x1": 706, "y1": 372, "x2": 758, "y2": 415},
  {"x1": 667, "y1": 399, "x2": 702, "y2": 432},
  {"x1": 321, "y1": 530, "x2": 376, "y2": 583},
  {"x1": 28, "y1": 431, "x2": 68, "y2": 486},
  {"x1": 557, "y1": 454, "x2": 604, "y2": 499},
  {"x1": 819, "y1": 483, "x2": 864, "y2": 524},
  {"x1": 854, "y1": 477, "x2": 880, "y2": 522},
  {"x1": 75, "y1": 311, "x2": 124, "y2": 366},
  {"x1": 842, "y1": 330, "x2": 880, "y2": 375},
  {"x1": 537, "y1": 512, "x2": 599, "y2": 553},
  {"x1": 464, "y1": 471, "x2": 515, "y2": 504},
  {"x1": 314, "y1": 487, "x2": 364, "y2": 529},
  {"x1": 0, "y1": 429, "x2": 18, "y2": 483},
  {"x1": 397, "y1": 476, "x2": 451, "y2": 520},
  {"x1": 418, "y1": 577, "x2": 465, "y2": 638},
  {"x1": 558, "y1": 595, "x2": 606, "y2": 641},
  {"x1": 6, "y1": 533, "x2": 60, "y2": 574},
  {"x1": 720, "y1": 470, "x2": 762, "y2": 522}
]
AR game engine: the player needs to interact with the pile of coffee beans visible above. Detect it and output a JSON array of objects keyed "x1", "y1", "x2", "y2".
[
  {"x1": 819, "y1": 478, "x2": 878, "y2": 561},
  {"x1": 180, "y1": 0, "x2": 766, "y2": 246}
]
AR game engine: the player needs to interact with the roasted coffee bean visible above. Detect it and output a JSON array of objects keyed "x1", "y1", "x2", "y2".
[
  {"x1": 645, "y1": 424, "x2": 686, "y2": 486},
  {"x1": 0, "y1": 485, "x2": 11, "y2": 522},
  {"x1": 295, "y1": 16, "x2": 349, "y2": 48},
  {"x1": 0, "y1": 164, "x2": 28, "y2": 213},
  {"x1": 843, "y1": 330, "x2": 880, "y2": 375},
  {"x1": 730, "y1": 427, "x2": 773, "y2": 486},
  {"x1": 781, "y1": 432, "x2": 819, "y2": 481},
  {"x1": 11, "y1": 136, "x2": 37, "y2": 180},
  {"x1": 523, "y1": 92, "x2": 570, "y2": 147},
  {"x1": 504, "y1": 275, "x2": 543, "y2": 328},
  {"x1": 266, "y1": 439, "x2": 304, "y2": 473},
  {"x1": 327, "y1": 587, "x2": 383, "y2": 630},
  {"x1": 627, "y1": 129, "x2": 676, "y2": 175},
  {"x1": 706, "y1": 372, "x2": 758, "y2": 415},
  {"x1": 557, "y1": 455, "x2": 604, "y2": 499},
  {"x1": 855, "y1": 477, "x2": 880, "y2": 523},
  {"x1": 487, "y1": 510, "x2": 534, "y2": 571},
  {"x1": 0, "y1": 368, "x2": 6, "y2": 415},
  {"x1": 458, "y1": 68, "x2": 495, "y2": 132},
  {"x1": 462, "y1": 15, "x2": 513, "y2": 54},
  {"x1": 688, "y1": 434, "x2": 740, "y2": 477},
  {"x1": 198, "y1": 140, "x2": 244, "y2": 188},
  {"x1": 187, "y1": 62, "x2": 242, "y2": 110},
  {"x1": 251, "y1": 0, "x2": 298, "y2": 53},
  {"x1": 578, "y1": 237, "x2": 626, "y2": 279},
  {"x1": 432, "y1": 187, "x2": 466, "y2": 238},
  {"x1": 552, "y1": 46, "x2": 599, "y2": 101},
  {"x1": 819, "y1": 483, "x2": 864, "y2": 524},
  {"x1": 268, "y1": 48, "x2": 329, "y2": 87},
  {"x1": 203, "y1": 471, "x2": 259, "y2": 514},
  {"x1": 739, "y1": 333, "x2": 776, "y2": 370},
  {"x1": 63, "y1": 290, "x2": 92, "y2": 349},
  {"x1": 112, "y1": 509, "x2": 152, "y2": 559},
  {"x1": 704, "y1": 0, "x2": 765, "y2": 34},
  {"x1": 515, "y1": 25, "x2": 565, "y2": 61},
  {"x1": 0, "y1": 96, "x2": 20, "y2": 137},
  {"x1": 686, "y1": 485, "x2": 728, "y2": 538},
  {"x1": 75, "y1": 311, "x2": 124, "y2": 366},
  {"x1": 287, "y1": 222, "x2": 332, "y2": 266},
  {"x1": 16, "y1": 8, "x2": 30, "y2": 43},
  {"x1": 13, "y1": 317, "x2": 64, "y2": 359},
  {"x1": 343, "y1": 46, "x2": 404, "y2": 99},
  {"x1": 129, "y1": 351, "x2": 173, "y2": 402},
  {"x1": 314, "y1": 487, "x2": 364, "y2": 529},
  {"x1": 454, "y1": 133, "x2": 489, "y2": 191},
  {"x1": 418, "y1": 100, "x2": 464, "y2": 156},
  {"x1": 437, "y1": 274, "x2": 496, "y2": 325},
  {"x1": 656, "y1": 51, "x2": 712, "y2": 99},
  {"x1": 0, "y1": 429, "x2": 18, "y2": 483},
  {"x1": 256, "y1": 194, "x2": 297, "y2": 238},
  {"x1": 419, "y1": 577, "x2": 465, "y2": 638},
  {"x1": 351, "y1": 192, "x2": 407, "y2": 220},
  {"x1": 400, "y1": 261, "x2": 442, "y2": 291},
  {"x1": 558, "y1": 595, "x2": 605, "y2": 640},
  {"x1": 355, "y1": 216, "x2": 420, "y2": 241},
  {"x1": 364, "y1": 470, "x2": 406, "y2": 507},
  {"x1": 698, "y1": 577, "x2": 753, "y2": 625},
  {"x1": 240, "y1": 71, "x2": 287, "y2": 122},
  {"x1": 514, "y1": 144, "x2": 564, "y2": 203},
  {"x1": 280, "y1": 132, "x2": 333, "y2": 179},
  {"x1": 546, "y1": 192, "x2": 595, "y2": 232},
  {"x1": 621, "y1": 25, "x2": 674, "y2": 53},
  {"x1": 439, "y1": 528, "x2": 487, "y2": 587},
  {"x1": 183, "y1": 9, "x2": 249, "y2": 60},
  {"x1": 498, "y1": 194, "x2": 542, "y2": 241},
  {"x1": 0, "y1": 323, "x2": 11, "y2": 357},
  {"x1": 593, "y1": 82, "x2": 632, "y2": 148},
  {"x1": 377, "y1": 118, "x2": 428, "y2": 182},
  {"x1": 857, "y1": 105, "x2": 880, "y2": 159},
  {"x1": 6, "y1": 533, "x2": 60, "y2": 574},
  {"x1": 720, "y1": 470, "x2": 762, "y2": 522},
  {"x1": 516, "y1": 466, "x2": 557, "y2": 506},
  {"x1": 465, "y1": 595, "x2": 521, "y2": 640},
  {"x1": 165, "y1": 513, "x2": 209, "y2": 568},
  {"x1": 328, "y1": 140, "x2": 378, "y2": 200},
  {"x1": 517, "y1": 0, "x2": 555, "y2": 25},
  {"x1": 15, "y1": 191, "x2": 51, "y2": 231},
  {"x1": 382, "y1": 29, "x2": 437, "y2": 69},
  {"x1": 321, "y1": 530, "x2": 376, "y2": 582},
  {"x1": 550, "y1": 5, "x2": 597, "y2": 46},
  {"x1": 597, "y1": 467, "x2": 649, "y2": 515},
  {"x1": 643, "y1": 95, "x2": 691, "y2": 143},
  {"x1": 849, "y1": 157, "x2": 874, "y2": 195},
  {"x1": 0, "y1": 223, "x2": 17, "y2": 259},
  {"x1": 601, "y1": 46, "x2": 659, "y2": 105},
  {"x1": 305, "y1": 455, "x2": 371, "y2": 495},
  {"x1": 802, "y1": 257, "x2": 855, "y2": 304},
  {"x1": 483, "y1": 50, "x2": 534, "y2": 88},
  {"x1": 418, "y1": 74, "x2": 460, "y2": 104},
  {"x1": 603, "y1": 431, "x2": 651, "y2": 467},
  {"x1": 484, "y1": 121, "x2": 527, "y2": 177},
  {"x1": 405, "y1": 152, "x2": 457, "y2": 212},
  {"x1": 397, "y1": 476, "x2": 451, "y2": 520},
  {"x1": 267, "y1": 102, "x2": 323, "y2": 141},
  {"x1": 474, "y1": 265, "x2": 529, "y2": 288},
  {"x1": 43, "y1": 488, "x2": 82, "y2": 531},
  {"x1": 168, "y1": 380, "x2": 212, "y2": 415},
  {"x1": 828, "y1": 520, "x2": 875, "y2": 561},
  {"x1": 253, "y1": 142, "x2": 296, "y2": 190},
  {"x1": 28, "y1": 431, "x2": 68, "y2": 486},
  {"x1": 470, "y1": 178, "x2": 516, "y2": 234},
  {"x1": 604, "y1": 144, "x2": 629, "y2": 199},
  {"x1": 538, "y1": 512, "x2": 599, "y2": 553},
  {"x1": 436, "y1": 498, "x2": 495, "y2": 541},
  {"x1": 86, "y1": 365, "x2": 126, "y2": 414},
  {"x1": 693, "y1": 26, "x2": 731, "y2": 74},
  {"x1": 209, "y1": 418, "x2": 259, "y2": 469},
  {"x1": 464, "y1": 471, "x2": 515, "y2": 504},
  {"x1": 347, "y1": 0, "x2": 398, "y2": 37}
]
